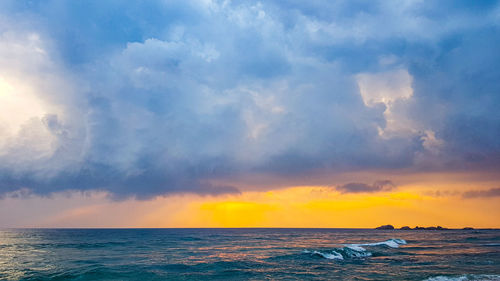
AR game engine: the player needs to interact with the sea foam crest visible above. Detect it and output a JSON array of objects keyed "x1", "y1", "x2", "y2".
[
  {"x1": 303, "y1": 247, "x2": 372, "y2": 260},
  {"x1": 303, "y1": 250, "x2": 344, "y2": 260},
  {"x1": 346, "y1": 238, "x2": 407, "y2": 251},
  {"x1": 304, "y1": 238, "x2": 406, "y2": 260},
  {"x1": 423, "y1": 274, "x2": 500, "y2": 281}
]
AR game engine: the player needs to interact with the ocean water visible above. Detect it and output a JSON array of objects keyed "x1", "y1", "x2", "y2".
[{"x1": 0, "y1": 228, "x2": 499, "y2": 280}]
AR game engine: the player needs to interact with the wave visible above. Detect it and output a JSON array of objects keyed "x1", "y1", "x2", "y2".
[
  {"x1": 303, "y1": 250, "x2": 344, "y2": 260},
  {"x1": 483, "y1": 243, "x2": 500, "y2": 247},
  {"x1": 423, "y1": 275, "x2": 500, "y2": 281},
  {"x1": 303, "y1": 238, "x2": 405, "y2": 260},
  {"x1": 345, "y1": 238, "x2": 407, "y2": 251}
]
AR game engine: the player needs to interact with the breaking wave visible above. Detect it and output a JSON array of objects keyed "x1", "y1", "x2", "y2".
[
  {"x1": 303, "y1": 238, "x2": 406, "y2": 260},
  {"x1": 423, "y1": 275, "x2": 500, "y2": 281},
  {"x1": 303, "y1": 250, "x2": 344, "y2": 260},
  {"x1": 345, "y1": 238, "x2": 407, "y2": 251}
]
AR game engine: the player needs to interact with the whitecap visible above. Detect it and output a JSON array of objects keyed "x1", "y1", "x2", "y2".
[
  {"x1": 304, "y1": 247, "x2": 371, "y2": 259},
  {"x1": 424, "y1": 274, "x2": 500, "y2": 281},
  {"x1": 342, "y1": 247, "x2": 372, "y2": 258},
  {"x1": 346, "y1": 238, "x2": 407, "y2": 249},
  {"x1": 304, "y1": 250, "x2": 344, "y2": 260},
  {"x1": 304, "y1": 238, "x2": 405, "y2": 261},
  {"x1": 345, "y1": 244, "x2": 366, "y2": 251},
  {"x1": 484, "y1": 243, "x2": 500, "y2": 247}
]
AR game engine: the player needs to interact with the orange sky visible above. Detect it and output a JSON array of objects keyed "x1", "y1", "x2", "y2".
[{"x1": 1, "y1": 172, "x2": 499, "y2": 228}]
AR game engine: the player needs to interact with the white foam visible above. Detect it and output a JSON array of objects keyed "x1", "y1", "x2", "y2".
[
  {"x1": 346, "y1": 238, "x2": 407, "y2": 249},
  {"x1": 344, "y1": 248, "x2": 372, "y2": 258},
  {"x1": 424, "y1": 275, "x2": 500, "y2": 281},
  {"x1": 346, "y1": 244, "x2": 366, "y2": 251},
  {"x1": 304, "y1": 238, "x2": 406, "y2": 261},
  {"x1": 315, "y1": 250, "x2": 344, "y2": 260},
  {"x1": 303, "y1": 250, "x2": 344, "y2": 260}
]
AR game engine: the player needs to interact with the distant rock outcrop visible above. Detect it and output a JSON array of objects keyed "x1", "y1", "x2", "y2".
[
  {"x1": 414, "y1": 226, "x2": 449, "y2": 230},
  {"x1": 375, "y1": 225, "x2": 472, "y2": 230},
  {"x1": 375, "y1": 224, "x2": 394, "y2": 230}
]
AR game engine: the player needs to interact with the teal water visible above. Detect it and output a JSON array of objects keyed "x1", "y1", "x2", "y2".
[{"x1": 0, "y1": 228, "x2": 499, "y2": 280}]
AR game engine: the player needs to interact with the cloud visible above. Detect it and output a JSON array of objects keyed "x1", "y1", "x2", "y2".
[
  {"x1": 336, "y1": 180, "x2": 396, "y2": 194},
  {"x1": 462, "y1": 188, "x2": 500, "y2": 199},
  {"x1": 423, "y1": 190, "x2": 460, "y2": 198},
  {"x1": 0, "y1": 0, "x2": 499, "y2": 198}
]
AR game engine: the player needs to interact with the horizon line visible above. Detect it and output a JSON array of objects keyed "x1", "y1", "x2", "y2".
[{"x1": 2, "y1": 227, "x2": 499, "y2": 230}]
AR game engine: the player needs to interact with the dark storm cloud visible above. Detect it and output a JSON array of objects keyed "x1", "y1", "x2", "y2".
[
  {"x1": 462, "y1": 188, "x2": 500, "y2": 199},
  {"x1": 336, "y1": 180, "x2": 396, "y2": 194},
  {"x1": 0, "y1": 0, "x2": 499, "y2": 198}
]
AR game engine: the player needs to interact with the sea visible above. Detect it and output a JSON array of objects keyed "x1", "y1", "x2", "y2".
[{"x1": 0, "y1": 228, "x2": 499, "y2": 280}]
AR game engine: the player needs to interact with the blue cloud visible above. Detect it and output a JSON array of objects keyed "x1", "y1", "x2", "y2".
[
  {"x1": 336, "y1": 180, "x2": 396, "y2": 193},
  {"x1": 0, "y1": 0, "x2": 499, "y2": 198},
  {"x1": 462, "y1": 187, "x2": 500, "y2": 199}
]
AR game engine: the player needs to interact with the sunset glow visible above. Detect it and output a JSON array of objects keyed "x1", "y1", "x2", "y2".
[
  {"x1": 2, "y1": 175, "x2": 499, "y2": 228},
  {"x1": 0, "y1": 0, "x2": 499, "y2": 229}
]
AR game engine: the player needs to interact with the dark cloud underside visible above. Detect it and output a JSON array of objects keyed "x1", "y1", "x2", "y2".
[
  {"x1": 462, "y1": 188, "x2": 500, "y2": 199},
  {"x1": 336, "y1": 180, "x2": 396, "y2": 194}
]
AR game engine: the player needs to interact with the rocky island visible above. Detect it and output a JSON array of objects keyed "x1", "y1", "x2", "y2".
[
  {"x1": 375, "y1": 224, "x2": 395, "y2": 230},
  {"x1": 373, "y1": 225, "x2": 471, "y2": 230}
]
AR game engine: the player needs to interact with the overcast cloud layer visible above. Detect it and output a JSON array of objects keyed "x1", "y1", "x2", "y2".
[{"x1": 0, "y1": 0, "x2": 499, "y2": 198}]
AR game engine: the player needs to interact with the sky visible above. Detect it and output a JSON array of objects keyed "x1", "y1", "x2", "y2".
[{"x1": 0, "y1": 0, "x2": 499, "y2": 228}]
